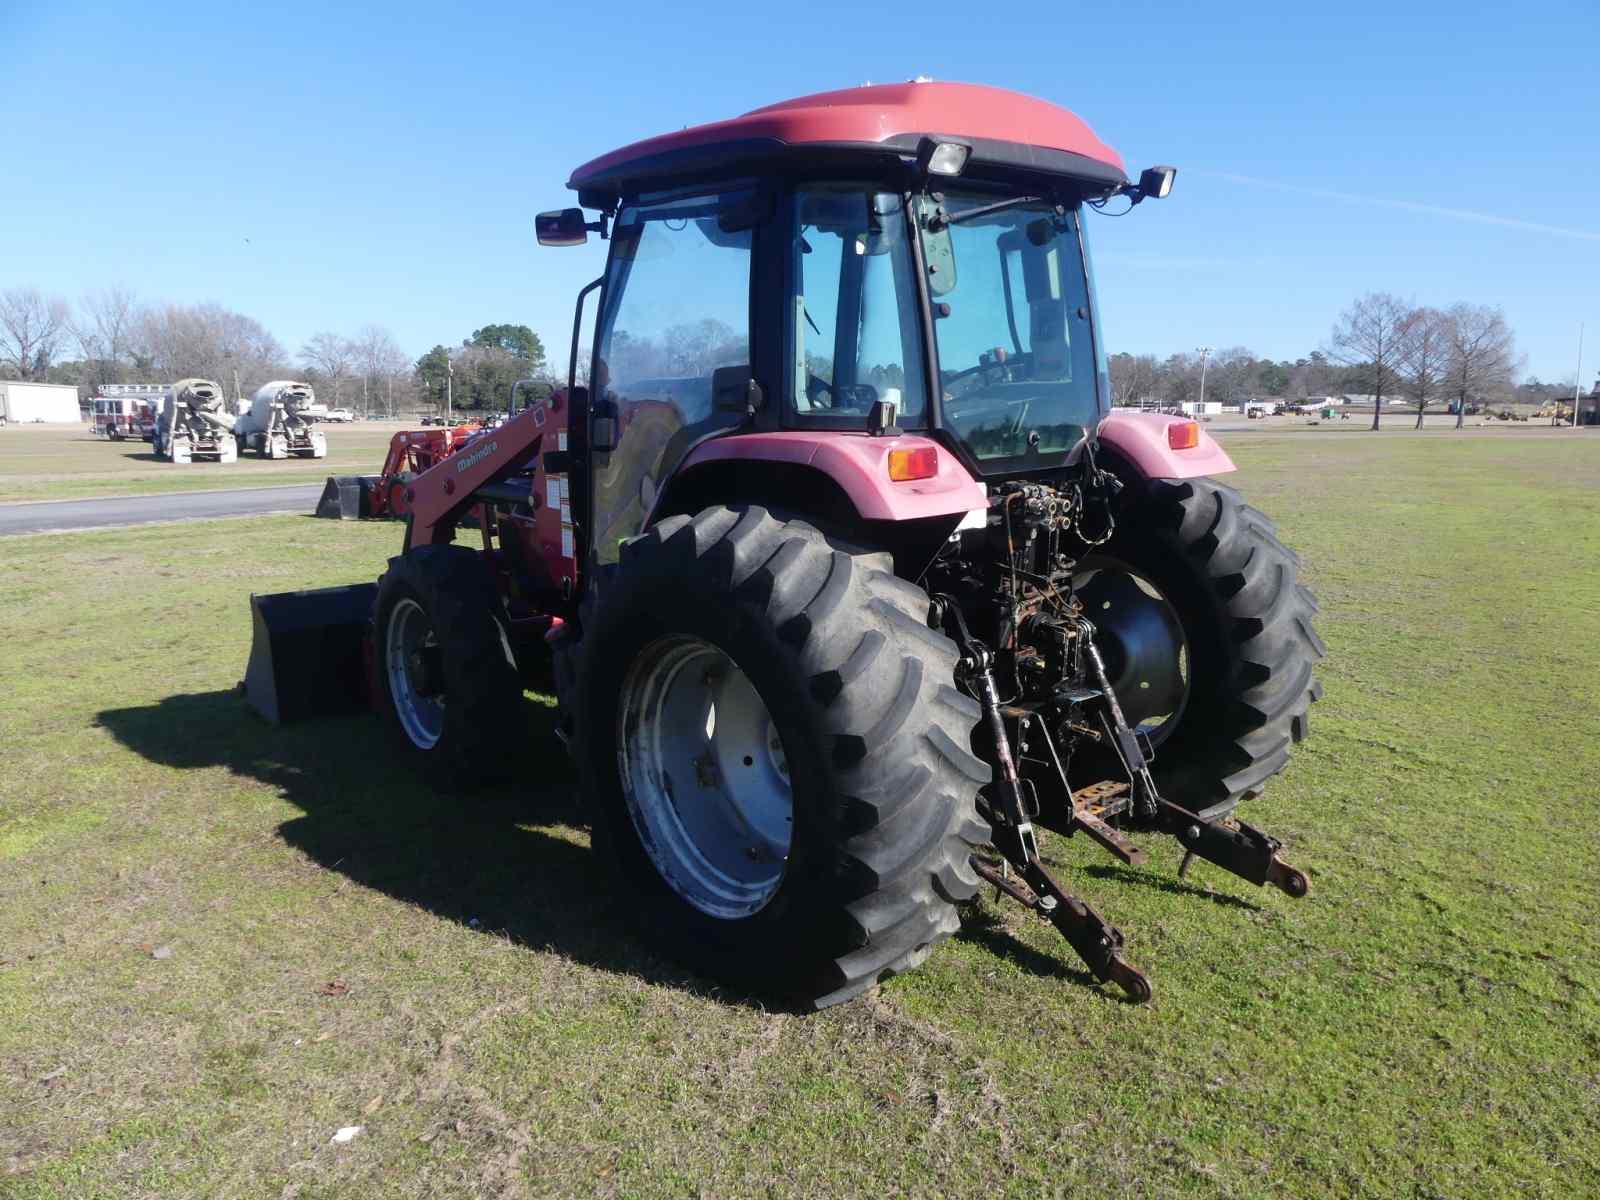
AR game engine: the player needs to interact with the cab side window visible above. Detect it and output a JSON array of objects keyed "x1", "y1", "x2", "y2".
[{"x1": 590, "y1": 189, "x2": 754, "y2": 564}]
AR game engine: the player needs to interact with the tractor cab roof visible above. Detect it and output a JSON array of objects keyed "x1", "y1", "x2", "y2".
[{"x1": 568, "y1": 81, "x2": 1127, "y2": 204}]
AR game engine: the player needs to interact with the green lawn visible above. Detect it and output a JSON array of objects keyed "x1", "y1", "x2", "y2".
[
  {"x1": 0, "y1": 423, "x2": 405, "y2": 502},
  {"x1": 2, "y1": 434, "x2": 1597, "y2": 1197}
]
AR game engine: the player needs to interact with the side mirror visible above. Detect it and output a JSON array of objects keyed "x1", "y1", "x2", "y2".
[{"x1": 536, "y1": 208, "x2": 588, "y2": 247}]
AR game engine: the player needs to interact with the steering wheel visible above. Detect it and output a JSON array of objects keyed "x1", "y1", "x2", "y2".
[
  {"x1": 944, "y1": 350, "x2": 1033, "y2": 388},
  {"x1": 807, "y1": 377, "x2": 880, "y2": 412},
  {"x1": 805, "y1": 373, "x2": 837, "y2": 409}
]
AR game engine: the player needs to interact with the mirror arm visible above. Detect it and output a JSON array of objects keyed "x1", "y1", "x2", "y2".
[{"x1": 569, "y1": 276, "x2": 604, "y2": 394}]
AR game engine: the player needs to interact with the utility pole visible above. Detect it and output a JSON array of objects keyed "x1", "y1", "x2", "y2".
[
  {"x1": 446, "y1": 359, "x2": 454, "y2": 423},
  {"x1": 1574, "y1": 323, "x2": 1585, "y2": 431},
  {"x1": 1196, "y1": 346, "x2": 1213, "y2": 414}
]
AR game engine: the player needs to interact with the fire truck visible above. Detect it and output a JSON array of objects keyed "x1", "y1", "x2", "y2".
[{"x1": 93, "y1": 384, "x2": 166, "y2": 441}]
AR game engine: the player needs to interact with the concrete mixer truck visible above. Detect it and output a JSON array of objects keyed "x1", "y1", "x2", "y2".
[
  {"x1": 235, "y1": 380, "x2": 329, "y2": 460},
  {"x1": 154, "y1": 379, "x2": 237, "y2": 464}
]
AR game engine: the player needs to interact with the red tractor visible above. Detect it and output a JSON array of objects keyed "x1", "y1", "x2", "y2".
[
  {"x1": 253, "y1": 82, "x2": 1322, "y2": 1007},
  {"x1": 315, "y1": 421, "x2": 485, "y2": 520},
  {"x1": 367, "y1": 422, "x2": 486, "y2": 519}
]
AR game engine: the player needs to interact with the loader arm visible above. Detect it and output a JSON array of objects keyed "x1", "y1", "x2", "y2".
[{"x1": 405, "y1": 400, "x2": 552, "y2": 549}]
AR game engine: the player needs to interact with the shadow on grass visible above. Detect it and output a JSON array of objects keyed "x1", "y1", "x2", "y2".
[
  {"x1": 1081, "y1": 861, "x2": 1262, "y2": 912},
  {"x1": 119, "y1": 450, "x2": 166, "y2": 462},
  {"x1": 96, "y1": 689, "x2": 750, "y2": 1008},
  {"x1": 97, "y1": 691, "x2": 1175, "y2": 1008},
  {"x1": 954, "y1": 906, "x2": 1107, "y2": 993}
]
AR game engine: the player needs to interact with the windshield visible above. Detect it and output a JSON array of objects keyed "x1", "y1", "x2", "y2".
[{"x1": 918, "y1": 191, "x2": 1099, "y2": 470}]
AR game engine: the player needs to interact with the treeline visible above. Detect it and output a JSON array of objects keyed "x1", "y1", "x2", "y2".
[
  {"x1": 1108, "y1": 347, "x2": 1351, "y2": 410},
  {"x1": 414, "y1": 324, "x2": 553, "y2": 414},
  {"x1": 5, "y1": 283, "x2": 1569, "y2": 426},
  {"x1": 1111, "y1": 295, "x2": 1546, "y2": 430},
  {"x1": 0, "y1": 286, "x2": 554, "y2": 417}
]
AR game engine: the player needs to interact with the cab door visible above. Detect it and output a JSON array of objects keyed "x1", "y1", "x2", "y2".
[{"x1": 586, "y1": 187, "x2": 762, "y2": 566}]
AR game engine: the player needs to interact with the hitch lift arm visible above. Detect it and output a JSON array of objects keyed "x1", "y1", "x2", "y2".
[
  {"x1": 933, "y1": 597, "x2": 1152, "y2": 1003},
  {"x1": 931, "y1": 600, "x2": 1309, "y2": 1003}
]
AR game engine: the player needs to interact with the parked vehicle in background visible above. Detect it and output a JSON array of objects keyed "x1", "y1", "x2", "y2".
[
  {"x1": 235, "y1": 381, "x2": 328, "y2": 459},
  {"x1": 324, "y1": 407, "x2": 355, "y2": 423},
  {"x1": 155, "y1": 379, "x2": 237, "y2": 463},
  {"x1": 93, "y1": 384, "x2": 171, "y2": 440},
  {"x1": 92, "y1": 396, "x2": 156, "y2": 440}
]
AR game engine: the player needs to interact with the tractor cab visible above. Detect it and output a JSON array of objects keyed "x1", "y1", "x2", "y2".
[{"x1": 538, "y1": 81, "x2": 1176, "y2": 564}]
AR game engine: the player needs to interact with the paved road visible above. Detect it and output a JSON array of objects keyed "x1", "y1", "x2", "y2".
[{"x1": 0, "y1": 483, "x2": 323, "y2": 536}]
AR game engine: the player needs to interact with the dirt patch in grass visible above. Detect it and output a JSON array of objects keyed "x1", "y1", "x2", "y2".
[{"x1": 2, "y1": 435, "x2": 1598, "y2": 1197}]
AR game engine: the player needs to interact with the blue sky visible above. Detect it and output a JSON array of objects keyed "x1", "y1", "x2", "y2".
[{"x1": 5, "y1": 0, "x2": 1596, "y2": 383}]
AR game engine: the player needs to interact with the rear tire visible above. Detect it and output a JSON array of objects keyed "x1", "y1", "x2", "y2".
[
  {"x1": 574, "y1": 505, "x2": 990, "y2": 1008},
  {"x1": 1084, "y1": 476, "x2": 1324, "y2": 818},
  {"x1": 374, "y1": 545, "x2": 524, "y2": 787}
]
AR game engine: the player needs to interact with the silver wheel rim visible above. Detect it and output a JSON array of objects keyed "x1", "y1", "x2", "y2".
[
  {"x1": 1074, "y1": 560, "x2": 1191, "y2": 748},
  {"x1": 385, "y1": 596, "x2": 444, "y2": 749},
  {"x1": 617, "y1": 636, "x2": 793, "y2": 919}
]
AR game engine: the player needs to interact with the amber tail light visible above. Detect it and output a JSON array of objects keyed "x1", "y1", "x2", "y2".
[
  {"x1": 1167, "y1": 421, "x2": 1201, "y2": 450},
  {"x1": 887, "y1": 446, "x2": 939, "y2": 481}
]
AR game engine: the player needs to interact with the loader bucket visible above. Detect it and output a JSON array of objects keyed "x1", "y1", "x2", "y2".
[
  {"x1": 315, "y1": 475, "x2": 380, "y2": 519},
  {"x1": 244, "y1": 582, "x2": 378, "y2": 724}
]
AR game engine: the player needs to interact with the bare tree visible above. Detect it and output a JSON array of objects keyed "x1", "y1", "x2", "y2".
[
  {"x1": 299, "y1": 332, "x2": 354, "y2": 407},
  {"x1": 135, "y1": 302, "x2": 286, "y2": 392},
  {"x1": 1209, "y1": 346, "x2": 1258, "y2": 407},
  {"x1": 349, "y1": 325, "x2": 406, "y2": 416},
  {"x1": 0, "y1": 287, "x2": 71, "y2": 380},
  {"x1": 1328, "y1": 292, "x2": 1411, "y2": 430},
  {"x1": 71, "y1": 286, "x2": 142, "y2": 392},
  {"x1": 1396, "y1": 307, "x2": 1450, "y2": 429},
  {"x1": 1444, "y1": 303, "x2": 1519, "y2": 429},
  {"x1": 1108, "y1": 352, "x2": 1160, "y2": 407},
  {"x1": 380, "y1": 343, "x2": 415, "y2": 416}
]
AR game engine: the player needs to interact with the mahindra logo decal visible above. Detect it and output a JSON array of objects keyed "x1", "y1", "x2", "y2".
[{"x1": 456, "y1": 440, "x2": 498, "y2": 473}]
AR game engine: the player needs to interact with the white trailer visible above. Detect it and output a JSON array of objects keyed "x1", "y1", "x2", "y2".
[{"x1": 0, "y1": 381, "x2": 82, "y2": 425}]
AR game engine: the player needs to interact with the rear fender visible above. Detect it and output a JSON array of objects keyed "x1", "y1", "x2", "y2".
[
  {"x1": 670, "y1": 432, "x2": 986, "y2": 522},
  {"x1": 1095, "y1": 411, "x2": 1235, "y2": 480},
  {"x1": 654, "y1": 437, "x2": 983, "y2": 580}
]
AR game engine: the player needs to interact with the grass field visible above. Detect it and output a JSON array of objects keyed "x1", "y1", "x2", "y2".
[
  {"x1": 2, "y1": 434, "x2": 1598, "y2": 1198},
  {"x1": 0, "y1": 423, "x2": 405, "y2": 502}
]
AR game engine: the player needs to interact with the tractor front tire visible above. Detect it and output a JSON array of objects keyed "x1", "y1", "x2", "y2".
[
  {"x1": 374, "y1": 545, "x2": 524, "y2": 788},
  {"x1": 1087, "y1": 476, "x2": 1324, "y2": 818},
  {"x1": 575, "y1": 506, "x2": 990, "y2": 1009}
]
